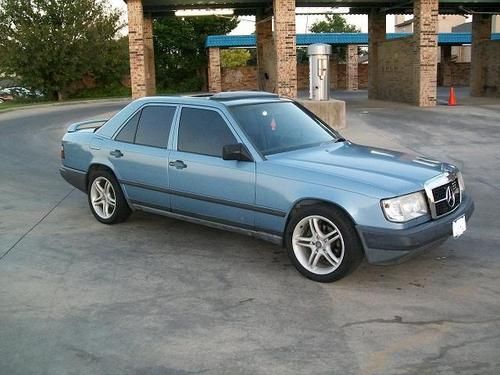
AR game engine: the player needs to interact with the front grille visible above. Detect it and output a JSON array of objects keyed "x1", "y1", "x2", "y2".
[{"x1": 431, "y1": 178, "x2": 461, "y2": 217}]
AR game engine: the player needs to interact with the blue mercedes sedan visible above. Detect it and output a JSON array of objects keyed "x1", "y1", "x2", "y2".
[{"x1": 60, "y1": 91, "x2": 474, "y2": 282}]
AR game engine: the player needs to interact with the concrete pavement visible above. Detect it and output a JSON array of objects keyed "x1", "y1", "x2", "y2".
[{"x1": 1, "y1": 98, "x2": 500, "y2": 375}]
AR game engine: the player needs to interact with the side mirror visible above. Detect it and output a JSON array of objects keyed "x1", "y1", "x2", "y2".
[{"x1": 222, "y1": 143, "x2": 253, "y2": 162}]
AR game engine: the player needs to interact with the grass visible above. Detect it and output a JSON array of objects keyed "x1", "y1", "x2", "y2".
[{"x1": 0, "y1": 100, "x2": 53, "y2": 112}]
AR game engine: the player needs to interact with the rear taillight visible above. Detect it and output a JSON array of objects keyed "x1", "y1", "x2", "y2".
[{"x1": 61, "y1": 144, "x2": 65, "y2": 159}]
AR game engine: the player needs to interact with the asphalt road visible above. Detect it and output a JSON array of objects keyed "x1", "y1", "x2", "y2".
[{"x1": 1, "y1": 98, "x2": 499, "y2": 375}]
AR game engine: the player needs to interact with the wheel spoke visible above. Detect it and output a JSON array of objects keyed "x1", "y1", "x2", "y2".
[
  {"x1": 312, "y1": 218, "x2": 324, "y2": 237},
  {"x1": 294, "y1": 236, "x2": 314, "y2": 248},
  {"x1": 326, "y1": 233, "x2": 340, "y2": 245},
  {"x1": 308, "y1": 218, "x2": 317, "y2": 237},
  {"x1": 311, "y1": 250, "x2": 322, "y2": 268},
  {"x1": 95, "y1": 182, "x2": 105, "y2": 195},
  {"x1": 308, "y1": 249, "x2": 317, "y2": 265},
  {"x1": 93, "y1": 196, "x2": 104, "y2": 206},
  {"x1": 323, "y1": 248, "x2": 340, "y2": 266},
  {"x1": 104, "y1": 181, "x2": 112, "y2": 195}
]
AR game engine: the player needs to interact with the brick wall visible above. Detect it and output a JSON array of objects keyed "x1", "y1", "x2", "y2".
[
  {"x1": 222, "y1": 67, "x2": 258, "y2": 91},
  {"x1": 221, "y1": 63, "x2": 370, "y2": 92},
  {"x1": 439, "y1": 62, "x2": 471, "y2": 86},
  {"x1": 376, "y1": 37, "x2": 417, "y2": 103},
  {"x1": 220, "y1": 60, "x2": 470, "y2": 92},
  {"x1": 336, "y1": 64, "x2": 368, "y2": 90},
  {"x1": 358, "y1": 64, "x2": 368, "y2": 88}
]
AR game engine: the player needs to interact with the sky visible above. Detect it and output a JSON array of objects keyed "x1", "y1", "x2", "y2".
[{"x1": 110, "y1": 0, "x2": 397, "y2": 34}]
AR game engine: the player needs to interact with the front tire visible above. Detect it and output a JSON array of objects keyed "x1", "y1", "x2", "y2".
[
  {"x1": 88, "y1": 169, "x2": 131, "y2": 224},
  {"x1": 285, "y1": 205, "x2": 363, "y2": 282}
]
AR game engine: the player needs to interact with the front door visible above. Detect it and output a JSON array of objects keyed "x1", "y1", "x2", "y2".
[{"x1": 169, "y1": 106, "x2": 256, "y2": 228}]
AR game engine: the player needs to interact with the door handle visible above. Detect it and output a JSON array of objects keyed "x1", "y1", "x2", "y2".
[
  {"x1": 110, "y1": 149, "x2": 123, "y2": 158},
  {"x1": 169, "y1": 160, "x2": 187, "y2": 169}
]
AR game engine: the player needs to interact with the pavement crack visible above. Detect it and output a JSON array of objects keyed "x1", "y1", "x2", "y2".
[
  {"x1": 430, "y1": 333, "x2": 500, "y2": 362},
  {"x1": 0, "y1": 188, "x2": 75, "y2": 262},
  {"x1": 341, "y1": 315, "x2": 500, "y2": 328}
]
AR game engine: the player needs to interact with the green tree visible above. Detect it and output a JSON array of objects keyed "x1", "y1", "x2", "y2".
[
  {"x1": 220, "y1": 49, "x2": 251, "y2": 68},
  {"x1": 309, "y1": 14, "x2": 360, "y2": 62},
  {"x1": 154, "y1": 16, "x2": 239, "y2": 92},
  {"x1": 0, "y1": 0, "x2": 125, "y2": 100}
]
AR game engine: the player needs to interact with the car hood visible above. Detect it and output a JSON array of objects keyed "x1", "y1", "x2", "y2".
[{"x1": 266, "y1": 142, "x2": 451, "y2": 198}]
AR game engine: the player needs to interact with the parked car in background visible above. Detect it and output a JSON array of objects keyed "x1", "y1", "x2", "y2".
[
  {"x1": 60, "y1": 91, "x2": 474, "y2": 282},
  {"x1": 0, "y1": 86, "x2": 44, "y2": 103}
]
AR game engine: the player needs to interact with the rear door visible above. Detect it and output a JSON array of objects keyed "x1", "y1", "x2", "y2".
[
  {"x1": 168, "y1": 106, "x2": 256, "y2": 228},
  {"x1": 107, "y1": 104, "x2": 177, "y2": 209}
]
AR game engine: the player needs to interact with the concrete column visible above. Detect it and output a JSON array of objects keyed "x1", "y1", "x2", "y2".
[
  {"x1": 470, "y1": 14, "x2": 492, "y2": 96},
  {"x1": 256, "y1": 10, "x2": 276, "y2": 92},
  {"x1": 273, "y1": 0, "x2": 297, "y2": 98},
  {"x1": 413, "y1": 0, "x2": 438, "y2": 106},
  {"x1": 439, "y1": 45, "x2": 452, "y2": 86},
  {"x1": 143, "y1": 14, "x2": 156, "y2": 96},
  {"x1": 346, "y1": 45, "x2": 358, "y2": 91},
  {"x1": 127, "y1": 0, "x2": 147, "y2": 99},
  {"x1": 207, "y1": 47, "x2": 222, "y2": 92},
  {"x1": 368, "y1": 10, "x2": 385, "y2": 99}
]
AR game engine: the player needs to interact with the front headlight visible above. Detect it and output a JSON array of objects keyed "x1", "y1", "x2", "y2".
[{"x1": 381, "y1": 191, "x2": 429, "y2": 222}]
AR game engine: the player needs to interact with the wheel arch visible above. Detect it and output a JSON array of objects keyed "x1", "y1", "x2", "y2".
[
  {"x1": 282, "y1": 198, "x2": 358, "y2": 247},
  {"x1": 87, "y1": 163, "x2": 119, "y2": 190}
]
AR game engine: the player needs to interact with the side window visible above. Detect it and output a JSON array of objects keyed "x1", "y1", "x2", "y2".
[
  {"x1": 135, "y1": 106, "x2": 176, "y2": 148},
  {"x1": 115, "y1": 111, "x2": 140, "y2": 143},
  {"x1": 178, "y1": 108, "x2": 237, "y2": 157}
]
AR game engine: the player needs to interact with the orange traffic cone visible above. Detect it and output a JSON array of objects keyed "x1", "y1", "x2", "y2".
[{"x1": 448, "y1": 86, "x2": 457, "y2": 106}]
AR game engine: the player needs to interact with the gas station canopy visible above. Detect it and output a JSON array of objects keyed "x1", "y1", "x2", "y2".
[{"x1": 129, "y1": 0, "x2": 500, "y2": 16}]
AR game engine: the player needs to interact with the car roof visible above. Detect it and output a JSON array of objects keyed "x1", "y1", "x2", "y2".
[{"x1": 133, "y1": 91, "x2": 286, "y2": 109}]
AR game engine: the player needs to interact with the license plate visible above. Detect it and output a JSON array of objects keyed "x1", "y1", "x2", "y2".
[{"x1": 453, "y1": 215, "x2": 466, "y2": 238}]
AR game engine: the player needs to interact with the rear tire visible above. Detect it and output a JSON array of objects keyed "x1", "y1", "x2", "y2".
[
  {"x1": 285, "y1": 205, "x2": 364, "y2": 282},
  {"x1": 87, "y1": 169, "x2": 131, "y2": 224}
]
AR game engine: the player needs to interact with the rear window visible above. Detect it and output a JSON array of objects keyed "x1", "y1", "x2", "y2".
[
  {"x1": 115, "y1": 106, "x2": 176, "y2": 148},
  {"x1": 115, "y1": 112, "x2": 140, "y2": 143},
  {"x1": 135, "y1": 106, "x2": 176, "y2": 148}
]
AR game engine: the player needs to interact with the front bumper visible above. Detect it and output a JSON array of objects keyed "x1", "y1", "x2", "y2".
[{"x1": 357, "y1": 193, "x2": 474, "y2": 264}]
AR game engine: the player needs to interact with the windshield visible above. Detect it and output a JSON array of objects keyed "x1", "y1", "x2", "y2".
[{"x1": 230, "y1": 102, "x2": 339, "y2": 156}]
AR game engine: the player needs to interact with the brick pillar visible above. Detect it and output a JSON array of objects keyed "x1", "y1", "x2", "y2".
[
  {"x1": 143, "y1": 14, "x2": 156, "y2": 96},
  {"x1": 470, "y1": 14, "x2": 492, "y2": 96},
  {"x1": 273, "y1": 0, "x2": 297, "y2": 98},
  {"x1": 127, "y1": 0, "x2": 147, "y2": 99},
  {"x1": 256, "y1": 11, "x2": 276, "y2": 92},
  {"x1": 439, "y1": 45, "x2": 452, "y2": 86},
  {"x1": 346, "y1": 45, "x2": 358, "y2": 91},
  {"x1": 368, "y1": 10, "x2": 385, "y2": 99},
  {"x1": 208, "y1": 47, "x2": 222, "y2": 92},
  {"x1": 413, "y1": 0, "x2": 438, "y2": 107}
]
